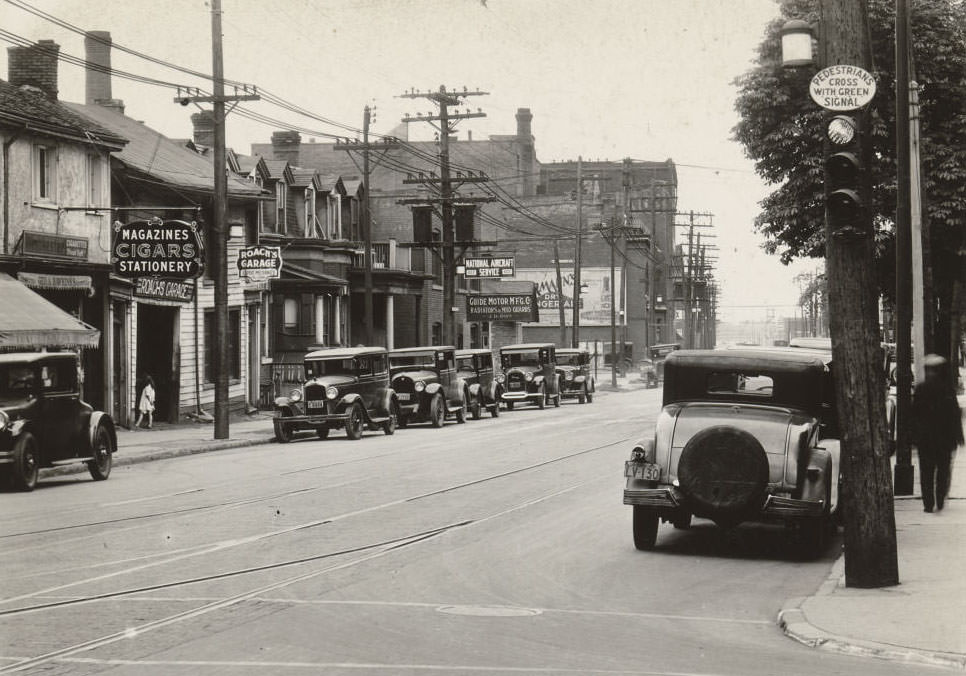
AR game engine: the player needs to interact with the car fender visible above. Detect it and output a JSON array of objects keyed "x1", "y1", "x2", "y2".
[
  {"x1": 573, "y1": 374, "x2": 586, "y2": 384},
  {"x1": 800, "y1": 445, "x2": 836, "y2": 511},
  {"x1": 424, "y1": 382, "x2": 443, "y2": 396},
  {"x1": 337, "y1": 391, "x2": 364, "y2": 411},
  {"x1": 87, "y1": 412, "x2": 117, "y2": 455},
  {"x1": 814, "y1": 438, "x2": 841, "y2": 512},
  {"x1": 377, "y1": 389, "x2": 398, "y2": 417}
]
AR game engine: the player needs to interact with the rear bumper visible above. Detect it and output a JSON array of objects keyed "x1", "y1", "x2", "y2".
[
  {"x1": 624, "y1": 487, "x2": 825, "y2": 519},
  {"x1": 761, "y1": 494, "x2": 825, "y2": 518},
  {"x1": 623, "y1": 487, "x2": 681, "y2": 508}
]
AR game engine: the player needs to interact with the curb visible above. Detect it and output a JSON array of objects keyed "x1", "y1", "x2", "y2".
[
  {"x1": 39, "y1": 436, "x2": 277, "y2": 478},
  {"x1": 777, "y1": 556, "x2": 966, "y2": 671}
]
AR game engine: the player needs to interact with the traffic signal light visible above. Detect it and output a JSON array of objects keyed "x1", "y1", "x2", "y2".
[{"x1": 824, "y1": 114, "x2": 867, "y2": 239}]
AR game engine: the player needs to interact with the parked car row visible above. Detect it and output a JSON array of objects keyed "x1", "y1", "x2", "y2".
[{"x1": 272, "y1": 343, "x2": 596, "y2": 443}]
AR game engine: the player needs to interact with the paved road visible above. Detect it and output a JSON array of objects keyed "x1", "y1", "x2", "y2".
[{"x1": 0, "y1": 389, "x2": 927, "y2": 675}]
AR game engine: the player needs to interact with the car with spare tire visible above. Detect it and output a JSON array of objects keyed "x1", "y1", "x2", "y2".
[
  {"x1": 623, "y1": 348, "x2": 841, "y2": 557},
  {"x1": 272, "y1": 347, "x2": 400, "y2": 442},
  {"x1": 0, "y1": 351, "x2": 117, "y2": 491},
  {"x1": 389, "y1": 346, "x2": 467, "y2": 427}
]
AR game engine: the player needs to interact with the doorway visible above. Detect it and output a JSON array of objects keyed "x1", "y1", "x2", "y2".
[{"x1": 136, "y1": 304, "x2": 179, "y2": 423}]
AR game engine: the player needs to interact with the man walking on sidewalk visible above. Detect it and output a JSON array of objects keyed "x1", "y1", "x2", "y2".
[{"x1": 912, "y1": 354, "x2": 964, "y2": 512}]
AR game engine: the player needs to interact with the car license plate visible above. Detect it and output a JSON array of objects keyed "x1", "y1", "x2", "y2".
[
  {"x1": 625, "y1": 461, "x2": 661, "y2": 481},
  {"x1": 397, "y1": 393, "x2": 411, "y2": 401},
  {"x1": 509, "y1": 382, "x2": 521, "y2": 390},
  {"x1": 307, "y1": 400, "x2": 325, "y2": 409}
]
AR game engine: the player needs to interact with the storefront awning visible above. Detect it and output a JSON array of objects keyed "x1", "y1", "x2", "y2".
[
  {"x1": 18, "y1": 272, "x2": 93, "y2": 292},
  {"x1": 0, "y1": 274, "x2": 101, "y2": 349}
]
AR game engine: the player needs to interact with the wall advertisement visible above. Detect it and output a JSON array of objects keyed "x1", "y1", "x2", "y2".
[{"x1": 514, "y1": 267, "x2": 621, "y2": 327}]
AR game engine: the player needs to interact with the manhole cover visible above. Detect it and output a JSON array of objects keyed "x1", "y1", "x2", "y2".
[{"x1": 436, "y1": 605, "x2": 542, "y2": 617}]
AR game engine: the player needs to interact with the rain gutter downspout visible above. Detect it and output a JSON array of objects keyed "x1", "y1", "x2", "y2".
[{"x1": 3, "y1": 128, "x2": 26, "y2": 254}]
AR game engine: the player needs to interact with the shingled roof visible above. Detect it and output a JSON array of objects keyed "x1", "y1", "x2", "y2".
[{"x1": 0, "y1": 79, "x2": 126, "y2": 149}]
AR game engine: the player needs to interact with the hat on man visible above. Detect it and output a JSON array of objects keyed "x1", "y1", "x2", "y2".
[{"x1": 923, "y1": 353, "x2": 948, "y2": 368}]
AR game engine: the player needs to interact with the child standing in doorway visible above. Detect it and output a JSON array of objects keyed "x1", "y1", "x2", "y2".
[{"x1": 136, "y1": 374, "x2": 155, "y2": 429}]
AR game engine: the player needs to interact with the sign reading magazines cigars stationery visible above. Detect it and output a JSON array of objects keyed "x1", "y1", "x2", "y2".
[
  {"x1": 112, "y1": 217, "x2": 204, "y2": 279},
  {"x1": 466, "y1": 292, "x2": 538, "y2": 322}
]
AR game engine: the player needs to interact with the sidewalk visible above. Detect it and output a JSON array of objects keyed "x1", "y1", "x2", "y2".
[
  {"x1": 39, "y1": 410, "x2": 277, "y2": 479},
  {"x1": 779, "y1": 391, "x2": 966, "y2": 671}
]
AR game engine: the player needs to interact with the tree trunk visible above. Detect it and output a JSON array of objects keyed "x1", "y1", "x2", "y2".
[{"x1": 819, "y1": 0, "x2": 899, "y2": 588}]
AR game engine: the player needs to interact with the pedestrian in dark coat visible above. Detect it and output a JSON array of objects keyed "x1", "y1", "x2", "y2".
[{"x1": 912, "y1": 354, "x2": 964, "y2": 512}]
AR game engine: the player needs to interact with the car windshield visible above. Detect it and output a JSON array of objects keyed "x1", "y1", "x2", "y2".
[
  {"x1": 305, "y1": 359, "x2": 355, "y2": 378},
  {"x1": 0, "y1": 365, "x2": 37, "y2": 403},
  {"x1": 707, "y1": 371, "x2": 774, "y2": 397},
  {"x1": 390, "y1": 354, "x2": 435, "y2": 369},
  {"x1": 456, "y1": 357, "x2": 475, "y2": 372},
  {"x1": 502, "y1": 351, "x2": 540, "y2": 368},
  {"x1": 559, "y1": 354, "x2": 582, "y2": 366}
]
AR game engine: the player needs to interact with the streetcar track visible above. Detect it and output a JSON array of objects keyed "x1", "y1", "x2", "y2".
[
  {"x1": 0, "y1": 436, "x2": 629, "y2": 608},
  {"x1": 0, "y1": 477, "x2": 601, "y2": 673}
]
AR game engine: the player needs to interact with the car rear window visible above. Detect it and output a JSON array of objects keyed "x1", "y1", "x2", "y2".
[{"x1": 707, "y1": 372, "x2": 774, "y2": 397}]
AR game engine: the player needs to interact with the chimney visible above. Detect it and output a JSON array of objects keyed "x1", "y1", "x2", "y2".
[
  {"x1": 191, "y1": 111, "x2": 215, "y2": 148},
  {"x1": 515, "y1": 108, "x2": 535, "y2": 197},
  {"x1": 515, "y1": 107, "x2": 533, "y2": 140},
  {"x1": 271, "y1": 130, "x2": 301, "y2": 165},
  {"x1": 84, "y1": 31, "x2": 125, "y2": 113},
  {"x1": 8, "y1": 40, "x2": 60, "y2": 100}
]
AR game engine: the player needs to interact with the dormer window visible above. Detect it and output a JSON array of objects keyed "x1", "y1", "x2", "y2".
[{"x1": 276, "y1": 181, "x2": 287, "y2": 234}]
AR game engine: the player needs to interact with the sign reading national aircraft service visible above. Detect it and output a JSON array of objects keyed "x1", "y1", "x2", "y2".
[
  {"x1": 112, "y1": 217, "x2": 204, "y2": 279},
  {"x1": 463, "y1": 256, "x2": 515, "y2": 279},
  {"x1": 237, "y1": 245, "x2": 283, "y2": 281},
  {"x1": 809, "y1": 65, "x2": 876, "y2": 111}
]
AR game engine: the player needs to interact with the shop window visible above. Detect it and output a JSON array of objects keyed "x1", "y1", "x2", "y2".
[
  {"x1": 431, "y1": 322, "x2": 442, "y2": 346},
  {"x1": 34, "y1": 144, "x2": 55, "y2": 202},
  {"x1": 204, "y1": 308, "x2": 241, "y2": 382}
]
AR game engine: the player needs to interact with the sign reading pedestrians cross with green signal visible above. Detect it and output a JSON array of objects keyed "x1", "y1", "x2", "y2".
[{"x1": 809, "y1": 65, "x2": 876, "y2": 111}]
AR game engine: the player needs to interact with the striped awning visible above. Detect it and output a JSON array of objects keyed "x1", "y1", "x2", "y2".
[
  {"x1": 0, "y1": 273, "x2": 100, "y2": 349},
  {"x1": 17, "y1": 272, "x2": 93, "y2": 292}
]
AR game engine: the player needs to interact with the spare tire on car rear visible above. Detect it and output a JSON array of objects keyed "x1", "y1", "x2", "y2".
[{"x1": 677, "y1": 425, "x2": 769, "y2": 518}]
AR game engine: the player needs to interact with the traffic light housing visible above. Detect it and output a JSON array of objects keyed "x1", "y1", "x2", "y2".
[{"x1": 824, "y1": 114, "x2": 868, "y2": 240}]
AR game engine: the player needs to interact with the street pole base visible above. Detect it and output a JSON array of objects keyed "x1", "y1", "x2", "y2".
[{"x1": 894, "y1": 463, "x2": 915, "y2": 496}]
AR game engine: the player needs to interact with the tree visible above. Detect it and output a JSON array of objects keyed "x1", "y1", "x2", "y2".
[{"x1": 733, "y1": 0, "x2": 966, "y2": 360}]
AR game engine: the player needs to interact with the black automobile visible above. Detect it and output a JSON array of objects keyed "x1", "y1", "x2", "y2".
[
  {"x1": 273, "y1": 347, "x2": 400, "y2": 442},
  {"x1": 0, "y1": 352, "x2": 117, "y2": 491},
  {"x1": 555, "y1": 348, "x2": 596, "y2": 404},
  {"x1": 389, "y1": 346, "x2": 467, "y2": 427},
  {"x1": 456, "y1": 349, "x2": 502, "y2": 419},
  {"x1": 498, "y1": 343, "x2": 561, "y2": 410}
]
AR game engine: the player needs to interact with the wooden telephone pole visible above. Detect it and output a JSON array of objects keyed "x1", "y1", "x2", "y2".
[{"x1": 818, "y1": 0, "x2": 898, "y2": 587}]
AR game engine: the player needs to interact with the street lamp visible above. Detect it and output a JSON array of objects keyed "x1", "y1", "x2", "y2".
[{"x1": 780, "y1": 19, "x2": 815, "y2": 68}]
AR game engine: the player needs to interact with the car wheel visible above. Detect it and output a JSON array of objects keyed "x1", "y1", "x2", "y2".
[
  {"x1": 274, "y1": 413, "x2": 293, "y2": 444},
  {"x1": 429, "y1": 393, "x2": 445, "y2": 428},
  {"x1": 672, "y1": 512, "x2": 692, "y2": 530},
  {"x1": 470, "y1": 394, "x2": 482, "y2": 420},
  {"x1": 553, "y1": 388, "x2": 561, "y2": 407},
  {"x1": 586, "y1": 386, "x2": 594, "y2": 403},
  {"x1": 505, "y1": 400, "x2": 514, "y2": 411},
  {"x1": 316, "y1": 426, "x2": 329, "y2": 440},
  {"x1": 490, "y1": 396, "x2": 500, "y2": 418},
  {"x1": 398, "y1": 412, "x2": 409, "y2": 429},
  {"x1": 632, "y1": 506, "x2": 659, "y2": 550},
  {"x1": 577, "y1": 386, "x2": 586, "y2": 405},
  {"x1": 88, "y1": 425, "x2": 114, "y2": 481},
  {"x1": 537, "y1": 385, "x2": 546, "y2": 410},
  {"x1": 345, "y1": 403, "x2": 365, "y2": 440},
  {"x1": 11, "y1": 433, "x2": 39, "y2": 492},
  {"x1": 455, "y1": 393, "x2": 467, "y2": 424},
  {"x1": 383, "y1": 402, "x2": 399, "y2": 436}
]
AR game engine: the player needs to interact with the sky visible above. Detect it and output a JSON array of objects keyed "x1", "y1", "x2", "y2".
[{"x1": 0, "y1": 0, "x2": 821, "y2": 322}]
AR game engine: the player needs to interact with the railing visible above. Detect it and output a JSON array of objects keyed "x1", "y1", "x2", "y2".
[{"x1": 352, "y1": 239, "x2": 411, "y2": 271}]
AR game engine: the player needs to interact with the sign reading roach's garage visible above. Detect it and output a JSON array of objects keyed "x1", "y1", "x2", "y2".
[{"x1": 112, "y1": 217, "x2": 204, "y2": 280}]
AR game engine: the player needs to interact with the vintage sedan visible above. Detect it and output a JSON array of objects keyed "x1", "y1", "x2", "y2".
[
  {"x1": 555, "y1": 348, "x2": 595, "y2": 404},
  {"x1": 498, "y1": 343, "x2": 561, "y2": 410},
  {"x1": 623, "y1": 348, "x2": 841, "y2": 558},
  {"x1": 0, "y1": 351, "x2": 117, "y2": 491},
  {"x1": 273, "y1": 347, "x2": 400, "y2": 442},
  {"x1": 389, "y1": 346, "x2": 467, "y2": 427},
  {"x1": 456, "y1": 348, "x2": 502, "y2": 419}
]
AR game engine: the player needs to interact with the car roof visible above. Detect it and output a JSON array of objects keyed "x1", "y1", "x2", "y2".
[
  {"x1": 788, "y1": 337, "x2": 832, "y2": 351},
  {"x1": 456, "y1": 349, "x2": 493, "y2": 357},
  {"x1": 555, "y1": 348, "x2": 586, "y2": 355},
  {"x1": 672, "y1": 348, "x2": 830, "y2": 371},
  {"x1": 500, "y1": 343, "x2": 555, "y2": 351},
  {"x1": 304, "y1": 346, "x2": 387, "y2": 360},
  {"x1": 0, "y1": 351, "x2": 77, "y2": 365},
  {"x1": 389, "y1": 345, "x2": 456, "y2": 355}
]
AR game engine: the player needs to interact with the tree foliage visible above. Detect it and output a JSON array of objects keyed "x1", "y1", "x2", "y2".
[{"x1": 732, "y1": 0, "x2": 966, "y2": 295}]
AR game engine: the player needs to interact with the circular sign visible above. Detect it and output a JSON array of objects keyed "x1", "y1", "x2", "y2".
[{"x1": 809, "y1": 65, "x2": 876, "y2": 111}]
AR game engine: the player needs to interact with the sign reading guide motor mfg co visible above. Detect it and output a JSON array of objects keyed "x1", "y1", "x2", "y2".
[
  {"x1": 237, "y1": 245, "x2": 283, "y2": 282},
  {"x1": 112, "y1": 217, "x2": 204, "y2": 279},
  {"x1": 809, "y1": 65, "x2": 876, "y2": 111},
  {"x1": 466, "y1": 293, "x2": 537, "y2": 322}
]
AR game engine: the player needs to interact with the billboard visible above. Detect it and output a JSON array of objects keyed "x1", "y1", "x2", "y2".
[
  {"x1": 466, "y1": 293, "x2": 538, "y2": 322},
  {"x1": 514, "y1": 267, "x2": 621, "y2": 326}
]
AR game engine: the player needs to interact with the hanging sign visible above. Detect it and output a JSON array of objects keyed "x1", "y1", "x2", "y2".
[
  {"x1": 134, "y1": 277, "x2": 195, "y2": 302},
  {"x1": 112, "y1": 217, "x2": 204, "y2": 279},
  {"x1": 466, "y1": 293, "x2": 537, "y2": 321},
  {"x1": 463, "y1": 256, "x2": 515, "y2": 279},
  {"x1": 237, "y1": 245, "x2": 283, "y2": 281},
  {"x1": 809, "y1": 65, "x2": 876, "y2": 111}
]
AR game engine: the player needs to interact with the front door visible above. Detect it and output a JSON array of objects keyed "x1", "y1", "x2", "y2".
[{"x1": 136, "y1": 304, "x2": 178, "y2": 423}]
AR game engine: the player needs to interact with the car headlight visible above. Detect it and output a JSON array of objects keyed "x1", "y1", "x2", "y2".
[
  {"x1": 289, "y1": 388, "x2": 302, "y2": 403},
  {"x1": 0, "y1": 410, "x2": 8, "y2": 433},
  {"x1": 414, "y1": 381, "x2": 426, "y2": 392},
  {"x1": 565, "y1": 371, "x2": 574, "y2": 381},
  {"x1": 524, "y1": 371, "x2": 533, "y2": 382},
  {"x1": 495, "y1": 374, "x2": 505, "y2": 384},
  {"x1": 325, "y1": 386, "x2": 339, "y2": 400}
]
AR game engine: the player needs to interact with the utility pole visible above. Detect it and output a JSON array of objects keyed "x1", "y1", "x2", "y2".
[
  {"x1": 400, "y1": 86, "x2": 489, "y2": 346},
  {"x1": 177, "y1": 0, "x2": 258, "y2": 440},
  {"x1": 685, "y1": 216, "x2": 695, "y2": 349},
  {"x1": 609, "y1": 217, "x2": 618, "y2": 388},
  {"x1": 334, "y1": 107, "x2": 401, "y2": 346},
  {"x1": 818, "y1": 0, "x2": 899, "y2": 587},
  {"x1": 572, "y1": 156, "x2": 583, "y2": 348},
  {"x1": 553, "y1": 239, "x2": 567, "y2": 346},
  {"x1": 620, "y1": 158, "x2": 631, "y2": 372}
]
